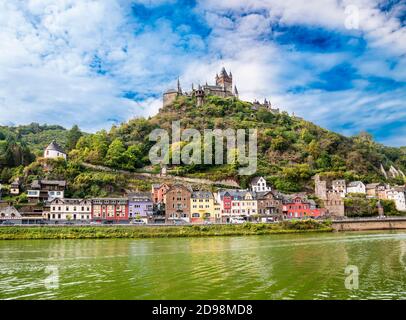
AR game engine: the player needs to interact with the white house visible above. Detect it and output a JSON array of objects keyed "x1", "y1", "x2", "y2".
[
  {"x1": 347, "y1": 181, "x2": 366, "y2": 194},
  {"x1": 250, "y1": 177, "x2": 272, "y2": 192},
  {"x1": 217, "y1": 190, "x2": 257, "y2": 219},
  {"x1": 47, "y1": 198, "x2": 92, "y2": 221},
  {"x1": 44, "y1": 140, "x2": 67, "y2": 160},
  {"x1": 386, "y1": 187, "x2": 406, "y2": 212}
]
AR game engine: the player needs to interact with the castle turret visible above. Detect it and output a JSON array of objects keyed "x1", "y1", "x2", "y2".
[{"x1": 195, "y1": 84, "x2": 205, "y2": 107}]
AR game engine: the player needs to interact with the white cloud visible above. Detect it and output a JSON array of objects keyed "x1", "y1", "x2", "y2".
[{"x1": 0, "y1": 0, "x2": 405, "y2": 148}]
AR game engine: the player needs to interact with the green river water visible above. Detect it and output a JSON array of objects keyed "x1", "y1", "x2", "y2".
[{"x1": 0, "y1": 231, "x2": 405, "y2": 300}]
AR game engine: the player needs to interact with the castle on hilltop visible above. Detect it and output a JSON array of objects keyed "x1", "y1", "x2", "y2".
[
  {"x1": 162, "y1": 67, "x2": 280, "y2": 114},
  {"x1": 163, "y1": 67, "x2": 238, "y2": 108}
]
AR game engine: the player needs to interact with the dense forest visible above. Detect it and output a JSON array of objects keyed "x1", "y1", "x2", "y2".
[{"x1": 1, "y1": 95, "x2": 406, "y2": 198}]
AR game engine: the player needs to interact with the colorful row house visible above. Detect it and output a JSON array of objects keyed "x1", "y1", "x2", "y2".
[
  {"x1": 47, "y1": 198, "x2": 92, "y2": 221},
  {"x1": 151, "y1": 183, "x2": 170, "y2": 203},
  {"x1": 256, "y1": 191, "x2": 284, "y2": 222},
  {"x1": 282, "y1": 195, "x2": 325, "y2": 219},
  {"x1": 217, "y1": 190, "x2": 258, "y2": 223},
  {"x1": 92, "y1": 198, "x2": 129, "y2": 223},
  {"x1": 164, "y1": 184, "x2": 192, "y2": 222},
  {"x1": 128, "y1": 192, "x2": 154, "y2": 223},
  {"x1": 190, "y1": 191, "x2": 221, "y2": 223}
]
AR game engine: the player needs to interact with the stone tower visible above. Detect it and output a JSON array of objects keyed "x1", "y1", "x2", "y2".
[
  {"x1": 215, "y1": 67, "x2": 233, "y2": 93},
  {"x1": 195, "y1": 85, "x2": 205, "y2": 107},
  {"x1": 314, "y1": 174, "x2": 328, "y2": 200},
  {"x1": 163, "y1": 78, "x2": 182, "y2": 108}
]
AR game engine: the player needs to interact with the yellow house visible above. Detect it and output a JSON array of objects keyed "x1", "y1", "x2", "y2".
[{"x1": 190, "y1": 191, "x2": 216, "y2": 223}]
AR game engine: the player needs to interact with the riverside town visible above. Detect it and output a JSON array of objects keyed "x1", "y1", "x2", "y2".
[
  {"x1": 1, "y1": 1, "x2": 406, "y2": 301},
  {"x1": 1, "y1": 130, "x2": 406, "y2": 226}
]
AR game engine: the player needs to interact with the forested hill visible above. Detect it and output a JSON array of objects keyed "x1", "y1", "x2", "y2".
[
  {"x1": 0, "y1": 123, "x2": 81, "y2": 183},
  {"x1": 1, "y1": 96, "x2": 406, "y2": 193},
  {"x1": 69, "y1": 95, "x2": 406, "y2": 192}
]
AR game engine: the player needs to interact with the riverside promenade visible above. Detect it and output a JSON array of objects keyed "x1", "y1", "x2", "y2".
[{"x1": 332, "y1": 217, "x2": 406, "y2": 231}]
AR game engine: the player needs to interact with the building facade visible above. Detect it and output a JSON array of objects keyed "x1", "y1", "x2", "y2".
[
  {"x1": 283, "y1": 195, "x2": 325, "y2": 219},
  {"x1": 217, "y1": 190, "x2": 257, "y2": 222},
  {"x1": 257, "y1": 191, "x2": 283, "y2": 221},
  {"x1": 92, "y1": 198, "x2": 129, "y2": 223},
  {"x1": 48, "y1": 198, "x2": 92, "y2": 221},
  {"x1": 44, "y1": 140, "x2": 67, "y2": 160},
  {"x1": 386, "y1": 187, "x2": 406, "y2": 212},
  {"x1": 190, "y1": 191, "x2": 216, "y2": 223},
  {"x1": 164, "y1": 184, "x2": 192, "y2": 222},
  {"x1": 323, "y1": 191, "x2": 345, "y2": 216},
  {"x1": 10, "y1": 178, "x2": 22, "y2": 195},
  {"x1": 151, "y1": 183, "x2": 170, "y2": 204},
  {"x1": 332, "y1": 179, "x2": 347, "y2": 198},
  {"x1": 347, "y1": 181, "x2": 366, "y2": 194},
  {"x1": 250, "y1": 176, "x2": 272, "y2": 192},
  {"x1": 27, "y1": 180, "x2": 66, "y2": 203},
  {"x1": 128, "y1": 192, "x2": 153, "y2": 222}
]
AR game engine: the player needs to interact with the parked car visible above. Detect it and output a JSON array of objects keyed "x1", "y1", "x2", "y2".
[
  {"x1": 102, "y1": 220, "x2": 113, "y2": 225},
  {"x1": 172, "y1": 219, "x2": 187, "y2": 225},
  {"x1": 2, "y1": 221, "x2": 15, "y2": 225},
  {"x1": 63, "y1": 221, "x2": 74, "y2": 225},
  {"x1": 230, "y1": 217, "x2": 246, "y2": 224},
  {"x1": 203, "y1": 220, "x2": 213, "y2": 225},
  {"x1": 90, "y1": 221, "x2": 101, "y2": 225},
  {"x1": 131, "y1": 219, "x2": 146, "y2": 225},
  {"x1": 38, "y1": 220, "x2": 49, "y2": 225}
]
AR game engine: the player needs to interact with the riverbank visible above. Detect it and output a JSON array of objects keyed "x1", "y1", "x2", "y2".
[{"x1": 0, "y1": 220, "x2": 333, "y2": 240}]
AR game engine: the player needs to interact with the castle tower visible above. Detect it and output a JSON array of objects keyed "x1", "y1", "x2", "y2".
[
  {"x1": 195, "y1": 85, "x2": 205, "y2": 107},
  {"x1": 216, "y1": 67, "x2": 232, "y2": 93},
  {"x1": 163, "y1": 77, "x2": 182, "y2": 108}
]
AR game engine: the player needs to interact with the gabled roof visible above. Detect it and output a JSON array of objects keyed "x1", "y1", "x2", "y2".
[
  {"x1": 0, "y1": 206, "x2": 22, "y2": 218},
  {"x1": 218, "y1": 189, "x2": 256, "y2": 200},
  {"x1": 167, "y1": 184, "x2": 193, "y2": 194},
  {"x1": 40, "y1": 180, "x2": 66, "y2": 187},
  {"x1": 366, "y1": 182, "x2": 384, "y2": 189},
  {"x1": 45, "y1": 140, "x2": 65, "y2": 154},
  {"x1": 49, "y1": 198, "x2": 90, "y2": 205},
  {"x1": 250, "y1": 176, "x2": 264, "y2": 185},
  {"x1": 347, "y1": 181, "x2": 364, "y2": 187},
  {"x1": 128, "y1": 192, "x2": 152, "y2": 201},
  {"x1": 191, "y1": 190, "x2": 213, "y2": 199},
  {"x1": 256, "y1": 190, "x2": 282, "y2": 200}
]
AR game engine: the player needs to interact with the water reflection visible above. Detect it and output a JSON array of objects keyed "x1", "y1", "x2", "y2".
[{"x1": 0, "y1": 231, "x2": 405, "y2": 299}]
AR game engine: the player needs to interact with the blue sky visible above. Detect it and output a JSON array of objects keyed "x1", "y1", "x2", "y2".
[{"x1": 0, "y1": 0, "x2": 405, "y2": 146}]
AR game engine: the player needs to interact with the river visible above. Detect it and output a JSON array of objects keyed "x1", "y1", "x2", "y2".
[{"x1": 0, "y1": 231, "x2": 405, "y2": 300}]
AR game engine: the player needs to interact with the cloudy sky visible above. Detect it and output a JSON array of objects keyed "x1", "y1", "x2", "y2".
[{"x1": 0, "y1": 0, "x2": 405, "y2": 146}]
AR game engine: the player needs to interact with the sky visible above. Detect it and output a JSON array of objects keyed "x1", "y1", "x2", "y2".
[{"x1": 0, "y1": 0, "x2": 405, "y2": 147}]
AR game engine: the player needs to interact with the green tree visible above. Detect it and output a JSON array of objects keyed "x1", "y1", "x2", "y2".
[
  {"x1": 105, "y1": 138, "x2": 126, "y2": 168},
  {"x1": 123, "y1": 144, "x2": 144, "y2": 170},
  {"x1": 0, "y1": 167, "x2": 12, "y2": 183},
  {"x1": 66, "y1": 125, "x2": 82, "y2": 151}
]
